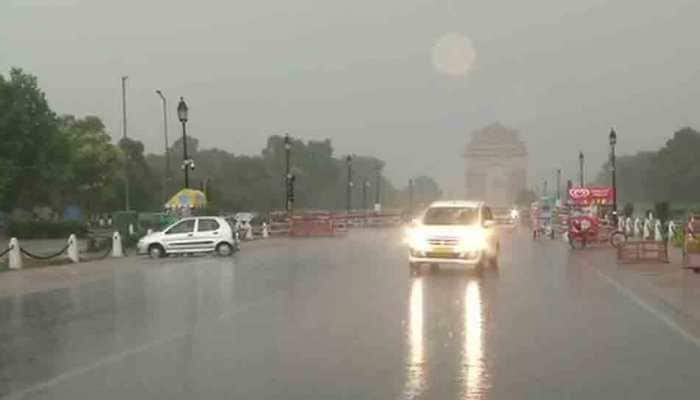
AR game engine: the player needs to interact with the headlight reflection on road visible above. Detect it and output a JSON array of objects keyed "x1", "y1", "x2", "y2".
[
  {"x1": 462, "y1": 280, "x2": 485, "y2": 399},
  {"x1": 402, "y1": 277, "x2": 425, "y2": 398}
]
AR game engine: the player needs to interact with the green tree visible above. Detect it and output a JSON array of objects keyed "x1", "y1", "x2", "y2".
[
  {"x1": 0, "y1": 68, "x2": 67, "y2": 210},
  {"x1": 59, "y1": 115, "x2": 121, "y2": 212},
  {"x1": 117, "y1": 138, "x2": 160, "y2": 211}
]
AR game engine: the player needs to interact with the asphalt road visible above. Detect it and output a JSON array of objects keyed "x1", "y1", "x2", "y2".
[{"x1": 2, "y1": 228, "x2": 700, "y2": 399}]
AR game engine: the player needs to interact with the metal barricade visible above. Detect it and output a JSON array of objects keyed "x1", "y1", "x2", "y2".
[{"x1": 617, "y1": 240, "x2": 669, "y2": 264}]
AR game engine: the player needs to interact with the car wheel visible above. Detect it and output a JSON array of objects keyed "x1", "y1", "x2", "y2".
[
  {"x1": 148, "y1": 244, "x2": 165, "y2": 259},
  {"x1": 216, "y1": 242, "x2": 234, "y2": 256}
]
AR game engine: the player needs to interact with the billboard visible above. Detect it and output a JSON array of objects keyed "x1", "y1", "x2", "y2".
[{"x1": 568, "y1": 187, "x2": 614, "y2": 206}]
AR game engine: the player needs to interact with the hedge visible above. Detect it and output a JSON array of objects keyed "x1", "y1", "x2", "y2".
[{"x1": 7, "y1": 220, "x2": 88, "y2": 239}]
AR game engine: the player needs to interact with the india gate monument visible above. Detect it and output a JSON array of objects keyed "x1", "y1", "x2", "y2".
[{"x1": 464, "y1": 123, "x2": 528, "y2": 207}]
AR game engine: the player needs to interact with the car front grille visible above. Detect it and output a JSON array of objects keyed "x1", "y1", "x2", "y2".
[{"x1": 427, "y1": 237, "x2": 459, "y2": 246}]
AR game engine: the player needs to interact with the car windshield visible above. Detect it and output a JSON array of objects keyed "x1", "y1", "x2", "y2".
[{"x1": 423, "y1": 207, "x2": 479, "y2": 225}]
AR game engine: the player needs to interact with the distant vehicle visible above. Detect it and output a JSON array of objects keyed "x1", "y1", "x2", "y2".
[
  {"x1": 138, "y1": 216, "x2": 239, "y2": 258},
  {"x1": 405, "y1": 200, "x2": 500, "y2": 273}
]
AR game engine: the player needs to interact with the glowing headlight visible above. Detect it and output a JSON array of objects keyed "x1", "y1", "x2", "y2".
[
  {"x1": 510, "y1": 209, "x2": 520, "y2": 219},
  {"x1": 405, "y1": 228, "x2": 429, "y2": 251},
  {"x1": 457, "y1": 229, "x2": 487, "y2": 251}
]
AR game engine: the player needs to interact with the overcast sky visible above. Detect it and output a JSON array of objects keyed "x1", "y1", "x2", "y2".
[{"x1": 2, "y1": 0, "x2": 699, "y2": 196}]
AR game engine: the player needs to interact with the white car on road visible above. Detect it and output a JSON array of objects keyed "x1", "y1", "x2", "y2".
[
  {"x1": 138, "y1": 216, "x2": 239, "y2": 258},
  {"x1": 405, "y1": 201, "x2": 500, "y2": 272}
]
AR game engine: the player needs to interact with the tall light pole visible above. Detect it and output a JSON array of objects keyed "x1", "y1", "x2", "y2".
[
  {"x1": 578, "y1": 151, "x2": 585, "y2": 187},
  {"x1": 177, "y1": 97, "x2": 192, "y2": 189},
  {"x1": 556, "y1": 169, "x2": 562, "y2": 202},
  {"x1": 362, "y1": 180, "x2": 370, "y2": 211},
  {"x1": 121, "y1": 76, "x2": 131, "y2": 211},
  {"x1": 408, "y1": 178, "x2": 414, "y2": 214},
  {"x1": 374, "y1": 164, "x2": 381, "y2": 211},
  {"x1": 346, "y1": 155, "x2": 353, "y2": 213},
  {"x1": 284, "y1": 135, "x2": 292, "y2": 212},
  {"x1": 155, "y1": 90, "x2": 170, "y2": 203},
  {"x1": 609, "y1": 128, "x2": 618, "y2": 221}
]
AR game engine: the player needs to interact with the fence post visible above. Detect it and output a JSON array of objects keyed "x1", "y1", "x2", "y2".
[
  {"x1": 654, "y1": 220, "x2": 663, "y2": 241},
  {"x1": 8, "y1": 238, "x2": 22, "y2": 270},
  {"x1": 112, "y1": 231, "x2": 124, "y2": 258},
  {"x1": 625, "y1": 217, "x2": 633, "y2": 236},
  {"x1": 262, "y1": 222, "x2": 269, "y2": 239},
  {"x1": 67, "y1": 234, "x2": 79, "y2": 263},
  {"x1": 668, "y1": 221, "x2": 676, "y2": 243}
]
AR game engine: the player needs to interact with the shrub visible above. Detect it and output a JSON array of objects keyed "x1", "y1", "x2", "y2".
[{"x1": 7, "y1": 220, "x2": 88, "y2": 239}]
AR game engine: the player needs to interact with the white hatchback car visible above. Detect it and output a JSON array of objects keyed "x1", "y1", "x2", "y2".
[{"x1": 138, "y1": 216, "x2": 239, "y2": 258}]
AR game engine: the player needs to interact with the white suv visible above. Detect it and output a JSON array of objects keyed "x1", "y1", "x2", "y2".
[
  {"x1": 138, "y1": 216, "x2": 239, "y2": 258},
  {"x1": 405, "y1": 201, "x2": 499, "y2": 272}
]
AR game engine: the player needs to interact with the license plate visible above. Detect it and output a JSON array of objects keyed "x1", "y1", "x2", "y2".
[{"x1": 432, "y1": 246, "x2": 454, "y2": 254}]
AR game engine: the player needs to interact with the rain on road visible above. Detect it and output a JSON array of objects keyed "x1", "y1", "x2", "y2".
[{"x1": 1, "y1": 228, "x2": 700, "y2": 399}]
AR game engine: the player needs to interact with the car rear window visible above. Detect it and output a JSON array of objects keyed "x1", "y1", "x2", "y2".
[
  {"x1": 423, "y1": 207, "x2": 479, "y2": 225},
  {"x1": 198, "y1": 219, "x2": 220, "y2": 232}
]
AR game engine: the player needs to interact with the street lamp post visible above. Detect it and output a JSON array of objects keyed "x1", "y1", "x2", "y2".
[
  {"x1": 408, "y1": 178, "x2": 414, "y2": 215},
  {"x1": 362, "y1": 180, "x2": 370, "y2": 211},
  {"x1": 578, "y1": 151, "x2": 585, "y2": 187},
  {"x1": 346, "y1": 155, "x2": 353, "y2": 213},
  {"x1": 556, "y1": 169, "x2": 561, "y2": 202},
  {"x1": 374, "y1": 165, "x2": 381, "y2": 211},
  {"x1": 609, "y1": 128, "x2": 618, "y2": 221},
  {"x1": 177, "y1": 97, "x2": 192, "y2": 189},
  {"x1": 284, "y1": 135, "x2": 292, "y2": 212},
  {"x1": 121, "y1": 76, "x2": 130, "y2": 211},
  {"x1": 155, "y1": 90, "x2": 170, "y2": 203}
]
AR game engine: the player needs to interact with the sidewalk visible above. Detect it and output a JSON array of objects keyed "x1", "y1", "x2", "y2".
[{"x1": 583, "y1": 245, "x2": 700, "y2": 327}]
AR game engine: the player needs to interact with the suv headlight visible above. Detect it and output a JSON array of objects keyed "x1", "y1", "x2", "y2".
[{"x1": 405, "y1": 229, "x2": 429, "y2": 251}]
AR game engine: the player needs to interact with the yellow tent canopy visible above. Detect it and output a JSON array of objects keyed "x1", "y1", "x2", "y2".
[{"x1": 165, "y1": 189, "x2": 207, "y2": 209}]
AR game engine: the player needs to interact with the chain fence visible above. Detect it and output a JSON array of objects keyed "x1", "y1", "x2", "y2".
[
  {"x1": 19, "y1": 243, "x2": 70, "y2": 260},
  {"x1": 0, "y1": 244, "x2": 13, "y2": 258}
]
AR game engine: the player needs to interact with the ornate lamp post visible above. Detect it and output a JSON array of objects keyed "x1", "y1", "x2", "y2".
[
  {"x1": 346, "y1": 155, "x2": 353, "y2": 213},
  {"x1": 609, "y1": 128, "x2": 618, "y2": 221},
  {"x1": 177, "y1": 97, "x2": 193, "y2": 189},
  {"x1": 284, "y1": 135, "x2": 293, "y2": 212}
]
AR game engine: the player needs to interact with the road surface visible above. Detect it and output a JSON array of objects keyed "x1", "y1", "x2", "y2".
[{"x1": 1, "y1": 228, "x2": 700, "y2": 399}]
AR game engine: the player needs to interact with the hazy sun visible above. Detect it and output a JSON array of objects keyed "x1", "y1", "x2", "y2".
[{"x1": 432, "y1": 33, "x2": 476, "y2": 78}]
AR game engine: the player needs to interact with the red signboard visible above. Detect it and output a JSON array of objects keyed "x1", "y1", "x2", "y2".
[{"x1": 568, "y1": 186, "x2": 614, "y2": 206}]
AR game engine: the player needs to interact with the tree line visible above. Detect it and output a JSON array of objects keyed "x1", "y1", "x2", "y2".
[
  {"x1": 0, "y1": 68, "x2": 442, "y2": 217},
  {"x1": 595, "y1": 127, "x2": 700, "y2": 205}
]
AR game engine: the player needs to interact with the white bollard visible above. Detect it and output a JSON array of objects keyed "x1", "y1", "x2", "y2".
[
  {"x1": 128, "y1": 223, "x2": 135, "y2": 236},
  {"x1": 245, "y1": 225, "x2": 254, "y2": 240},
  {"x1": 625, "y1": 217, "x2": 633, "y2": 236},
  {"x1": 654, "y1": 220, "x2": 663, "y2": 241},
  {"x1": 643, "y1": 219, "x2": 651, "y2": 240},
  {"x1": 618, "y1": 216, "x2": 625, "y2": 232},
  {"x1": 67, "y1": 234, "x2": 79, "y2": 263},
  {"x1": 8, "y1": 238, "x2": 22, "y2": 270},
  {"x1": 112, "y1": 231, "x2": 124, "y2": 257},
  {"x1": 262, "y1": 222, "x2": 269, "y2": 239},
  {"x1": 147, "y1": 228, "x2": 153, "y2": 236},
  {"x1": 668, "y1": 221, "x2": 676, "y2": 241},
  {"x1": 634, "y1": 218, "x2": 641, "y2": 238}
]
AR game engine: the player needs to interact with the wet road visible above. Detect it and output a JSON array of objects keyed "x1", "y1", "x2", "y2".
[{"x1": 2, "y1": 228, "x2": 700, "y2": 399}]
